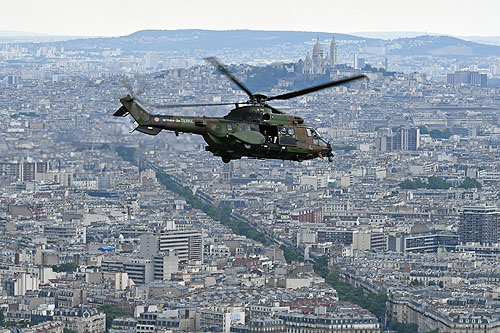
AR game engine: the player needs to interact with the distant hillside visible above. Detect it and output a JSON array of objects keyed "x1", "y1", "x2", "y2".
[
  {"x1": 388, "y1": 35, "x2": 500, "y2": 56},
  {"x1": 0, "y1": 30, "x2": 81, "y2": 42},
  {"x1": 16, "y1": 29, "x2": 500, "y2": 57},
  {"x1": 460, "y1": 36, "x2": 500, "y2": 46},
  {"x1": 50, "y1": 29, "x2": 366, "y2": 53}
]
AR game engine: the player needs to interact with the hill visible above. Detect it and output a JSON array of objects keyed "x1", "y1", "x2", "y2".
[
  {"x1": 17, "y1": 29, "x2": 500, "y2": 58},
  {"x1": 388, "y1": 35, "x2": 500, "y2": 56}
]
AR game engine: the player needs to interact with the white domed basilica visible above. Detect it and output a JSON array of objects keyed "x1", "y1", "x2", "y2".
[{"x1": 300, "y1": 35, "x2": 338, "y2": 75}]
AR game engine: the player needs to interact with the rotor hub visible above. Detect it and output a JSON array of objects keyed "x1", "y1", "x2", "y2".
[{"x1": 250, "y1": 93, "x2": 269, "y2": 105}]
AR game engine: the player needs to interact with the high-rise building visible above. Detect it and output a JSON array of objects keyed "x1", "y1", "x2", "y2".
[
  {"x1": 16, "y1": 161, "x2": 50, "y2": 181},
  {"x1": 144, "y1": 51, "x2": 159, "y2": 70},
  {"x1": 357, "y1": 57, "x2": 365, "y2": 70},
  {"x1": 447, "y1": 70, "x2": 487, "y2": 87},
  {"x1": 393, "y1": 127, "x2": 420, "y2": 151},
  {"x1": 159, "y1": 229, "x2": 203, "y2": 262},
  {"x1": 153, "y1": 251, "x2": 179, "y2": 281},
  {"x1": 353, "y1": 53, "x2": 359, "y2": 69},
  {"x1": 376, "y1": 127, "x2": 419, "y2": 151},
  {"x1": 375, "y1": 128, "x2": 392, "y2": 152},
  {"x1": 101, "y1": 257, "x2": 154, "y2": 285},
  {"x1": 490, "y1": 64, "x2": 498, "y2": 75},
  {"x1": 459, "y1": 206, "x2": 500, "y2": 244},
  {"x1": 7, "y1": 75, "x2": 19, "y2": 85},
  {"x1": 140, "y1": 230, "x2": 203, "y2": 263}
]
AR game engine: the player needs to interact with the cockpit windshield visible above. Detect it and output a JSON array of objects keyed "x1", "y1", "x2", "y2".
[{"x1": 307, "y1": 127, "x2": 329, "y2": 147}]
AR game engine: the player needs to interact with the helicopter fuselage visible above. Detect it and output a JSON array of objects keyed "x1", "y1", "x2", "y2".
[{"x1": 116, "y1": 96, "x2": 333, "y2": 163}]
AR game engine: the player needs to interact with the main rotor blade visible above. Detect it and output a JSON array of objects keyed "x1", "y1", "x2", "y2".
[
  {"x1": 147, "y1": 102, "x2": 245, "y2": 109},
  {"x1": 119, "y1": 76, "x2": 133, "y2": 94},
  {"x1": 267, "y1": 74, "x2": 367, "y2": 101},
  {"x1": 265, "y1": 104, "x2": 284, "y2": 114},
  {"x1": 135, "y1": 84, "x2": 147, "y2": 97},
  {"x1": 205, "y1": 57, "x2": 254, "y2": 99}
]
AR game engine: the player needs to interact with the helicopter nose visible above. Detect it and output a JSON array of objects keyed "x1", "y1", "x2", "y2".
[
  {"x1": 322, "y1": 147, "x2": 332, "y2": 156},
  {"x1": 322, "y1": 143, "x2": 333, "y2": 162}
]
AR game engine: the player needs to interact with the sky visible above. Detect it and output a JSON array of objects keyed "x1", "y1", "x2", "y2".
[{"x1": 2, "y1": 0, "x2": 500, "y2": 37}]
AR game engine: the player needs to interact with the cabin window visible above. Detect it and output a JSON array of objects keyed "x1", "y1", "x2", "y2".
[
  {"x1": 226, "y1": 123, "x2": 233, "y2": 131},
  {"x1": 288, "y1": 128, "x2": 295, "y2": 135},
  {"x1": 244, "y1": 124, "x2": 251, "y2": 131},
  {"x1": 306, "y1": 128, "x2": 313, "y2": 137}
]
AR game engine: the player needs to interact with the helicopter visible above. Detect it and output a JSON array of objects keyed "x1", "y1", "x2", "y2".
[{"x1": 114, "y1": 57, "x2": 366, "y2": 163}]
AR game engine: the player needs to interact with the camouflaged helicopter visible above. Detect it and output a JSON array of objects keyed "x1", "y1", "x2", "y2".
[{"x1": 114, "y1": 57, "x2": 366, "y2": 163}]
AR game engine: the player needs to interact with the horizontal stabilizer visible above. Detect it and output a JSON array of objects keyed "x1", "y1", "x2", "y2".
[
  {"x1": 135, "y1": 125, "x2": 162, "y2": 136},
  {"x1": 113, "y1": 106, "x2": 128, "y2": 117}
]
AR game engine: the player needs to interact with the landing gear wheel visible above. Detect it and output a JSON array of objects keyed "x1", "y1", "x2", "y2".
[{"x1": 222, "y1": 157, "x2": 231, "y2": 163}]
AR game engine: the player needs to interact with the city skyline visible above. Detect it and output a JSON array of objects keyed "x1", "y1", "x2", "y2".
[
  {"x1": 2, "y1": 0, "x2": 500, "y2": 37},
  {"x1": 2, "y1": 7, "x2": 500, "y2": 332}
]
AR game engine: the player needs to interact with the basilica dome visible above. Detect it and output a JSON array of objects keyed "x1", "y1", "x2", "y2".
[{"x1": 312, "y1": 38, "x2": 323, "y2": 57}]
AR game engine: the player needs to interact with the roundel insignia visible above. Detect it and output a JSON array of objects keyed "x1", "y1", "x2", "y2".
[{"x1": 154, "y1": 117, "x2": 160, "y2": 122}]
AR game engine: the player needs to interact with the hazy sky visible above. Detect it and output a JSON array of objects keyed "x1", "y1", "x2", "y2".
[{"x1": 2, "y1": 0, "x2": 500, "y2": 37}]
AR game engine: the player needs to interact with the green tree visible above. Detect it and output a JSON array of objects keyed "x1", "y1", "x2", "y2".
[
  {"x1": 115, "y1": 146, "x2": 136, "y2": 163},
  {"x1": 63, "y1": 329, "x2": 78, "y2": 333},
  {"x1": 400, "y1": 179, "x2": 418, "y2": 189},
  {"x1": 313, "y1": 256, "x2": 387, "y2": 323},
  {"x1": 155, "y1": 171, "x2": 270, "y2": 246},
  {"x1": 419, "y1": 126, "x2": 453, "y2": 139},
  {"x1": 99, "y1": 304, "x2": 125, "y2": 331},
  {"x1": 459, "y1": 177, "x2": 482, "y2": 189},
  {"x1": 409, "y1": 279, "x2": 424, "y2": 286},
  {"x1": 427, "y1": 176, "x2": 453, "y2": 189},
  {"x1": 390, "y1": 320, "x2": 419, "y2": 333},
  {"x1": 280, "y1": 245, "x2": 304, "y2": 263},
  {"x1": 52, "y1": 262, "x2": 79, "y2": 273},
  {"x1": 400, "y1": 177, "x2": 452, "y2": 190},
  {"x1": 418, "y1": 125, "x2": 430, "y2": 134}
]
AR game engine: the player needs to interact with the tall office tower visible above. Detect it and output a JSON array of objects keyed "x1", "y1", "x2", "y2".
[
  {"x1": 140, "y1": 230, "x2": 203, "y2": 263},
  {"x1": 16, "y1": 161, "x2": 50, "y2": 181},
  {"x1": 448, "y1": 71, "x2": 488, "y2": 87},
  {"x1": 406, "y1": 127, "x2": 420, "y2": 151},
  {"x1": 144, "y1": 51, "x2": 159, "y2": 70},
  {"x1": 375, "y1": 128, "x2": 393, "y2": 152},
  {"x1": 159, "y1": 229, "x2": 203, "y2": 262},
  {"x1": 490, "y1": 64, "x2": 498, "y2": 76},
  {"x1": 392, "y1": 127, "x2": 420, "y2": 151},
  {"x1": 153, "y1": 251, "x2": 179, "y2": 281},
  {"x1": 357, "y1": 57, "x2": 365, "y2": 70},
  {"x1": 353, "y1": 53, "x2": 359, "y2": 69},
  {"x1": 329, "y1": 35, "x2": 337, "y2": 69},
  {"x1": 459, "y1": 206, "x2": 500, "y2": 244}
]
